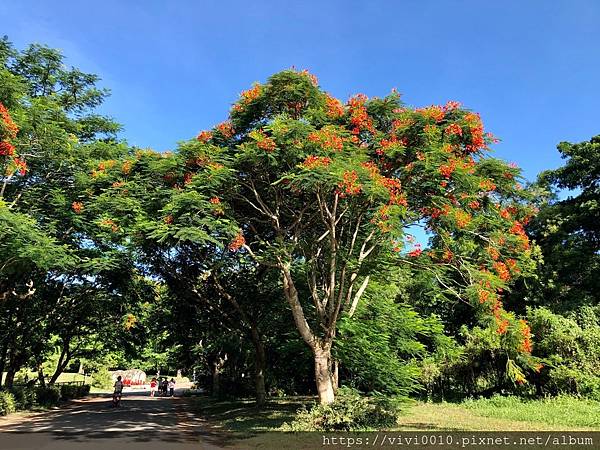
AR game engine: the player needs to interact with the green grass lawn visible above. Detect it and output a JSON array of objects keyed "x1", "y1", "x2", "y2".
[
  {"x1": 1, "y1": 371, "x2": 88, "y2": 384},
  {"x1": 190, "y1": 394, "x2": 600, "y2": 435}
]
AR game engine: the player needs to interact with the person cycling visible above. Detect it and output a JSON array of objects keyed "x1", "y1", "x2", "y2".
[{"x1": 112, "y1": 375, "x2": 124, "y2": 407}]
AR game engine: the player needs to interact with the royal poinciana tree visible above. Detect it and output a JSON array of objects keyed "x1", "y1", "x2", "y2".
[{"x1": 82, "y1": 70, "x2": 540, "y2": 404}]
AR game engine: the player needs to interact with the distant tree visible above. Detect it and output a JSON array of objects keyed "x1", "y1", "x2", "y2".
[{"x1": 526, "y1": 135, "x2": 600, "y2": 312}]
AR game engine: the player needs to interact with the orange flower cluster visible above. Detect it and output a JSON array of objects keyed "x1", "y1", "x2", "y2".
[
  {"x1": 443, "y1": 100, "x2": 461, "y2": 111},
  {"x1": 0, "y1": 103, "x2": 18, "y2": 139},
  {"x1": 72, "y1": 201, "x2": 84, "y2": 214},
  {"x1": 379, "y1": 176, "x2": 407, "y2": 206},
  {"x1": 442, "y1": 248, "x2": 453, "y2": 262},
  {"x1": 232, "y1": 84, "x2": 262, "y2": 112},
  {"x1": 479, "y1": 179, "x2": 496, "y2": 192},
  {"x1": 416, "y1": 105, "x2": 445, "y2": 122},
  {"x1": 101, "y1": 218, "x2": 119, "y2": 232},
  {"x1": 408, "y1": 243, "x2": 422, "y2": 257},
  {"x1": 197, "y1": 130, "x2": 213, "y2": 143},
  {"x1": 493, "y1": 261, "x2": 511, "y2": 281},
  {"x1": 112, "y1": 181, "x2": 125, "y2": 188},
  {"x1": 454, "y1": 209, "x2": 472, "y2": 228},
  {"x1": 122, "y1": 161, "x2": 132, "y2": 175},
  {"x1": 0, "y1": 141, "x2": 15, "y2": 156},
  {"x1": 228, "y1": 232, "x2": 245, "y2": 252},
  {"x1": 361, "y1": 161, "x2": 380, "y2": 177},
  {"x1": 487, "y1": 246, "x2": 500, "y2": 260},
  {"x1": 210, "y1": 197, "x2": 221, "y2": 204},
  {"x1": 464, "y1": 113, "x2": 485, "y2": 153},
  {"x1": 325, "y1": 94, "x2": 345, "y2": 118},
  {"x1": 509, "y1": 220, "x2": 530, "y2": 250},
  {"x1": 0, "y1": 104, "x2": 23, "y2": 172},
  {"x1": 300, "y1": 69, "x2": 319, "y2": 86},
  {"x1": 308, "y1": 128, "x2": 344, "y2": 151},
  {"x1": 468, "y1": 200, "x2": 480, "y2": 209},
  {"x1": 164, "y1": 215, "x2": 174, "y2": 224},
  {"x1": 439, "y1": 160, "x2": 457, "y2": 179},
  {"x1": 445, "y1": 123, "x2": 463, "y2": 136},
  {"x1": 347, "y1": 94, "x2": 375, "y2": 135},
  {"x1": 337, "y1": 170, "x2": 361, "y2": 197},
  {"x1": 505, "y1": 258, "x2": 519, "y2": 274},
  {"x1": 12, "y1": 157, "x2": 27, "y2": 176},
  {"x1": 216, "y1": 121, "x2": 235, "y2": 139},
  {"x1": 255, "y1": 130, "x2": 277, "y2": 152},
  {"x1": 392, "y1": 118, "x2": 414, "y2": 132},
  {"x1": 518, "y1": 319, "x2": 533, "y2": 353},
  {"x1": 301, "y1": 155, "x2": 331, "y2": 169}
]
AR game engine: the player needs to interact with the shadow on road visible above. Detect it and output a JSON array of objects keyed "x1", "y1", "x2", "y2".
[{"x1": 0, "y1": 392, "x2": 231, "y2": 449}]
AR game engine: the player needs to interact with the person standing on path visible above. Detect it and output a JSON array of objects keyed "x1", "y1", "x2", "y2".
[
  {"x1": 168, "y1": 378, "x2": 176, "y2": 397},
  {"x1": 150, "y1": 377, "x2": 157, "y2": 397}
]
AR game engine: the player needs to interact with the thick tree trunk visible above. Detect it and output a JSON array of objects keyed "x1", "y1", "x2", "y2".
[
  {"x1": 4, "y1": 345, "x2": 20, "y2": 388},
  {"x1": 4, "y1": 363, "x2": 16, "y2": 388},
  {"x1": 211, "y1": 365, "x2": 220, "y2": 397},
  {"x1": 282, "y1": 265, "x2": 337, "y2": 404},
  {"x1": 250, "y1": 326, "x2": 267, "y2": 406},
  {"x1": 314, "y1": 344, "x2": 335, "y2": 404}
]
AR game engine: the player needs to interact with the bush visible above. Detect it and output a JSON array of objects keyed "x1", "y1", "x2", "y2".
[
  {"x1": 283, "y1": 387, "x2": 405, "y2": 431},
  {"x1": 91, "y1": 367, "x2": 113, "y2": 389},
  {"x1": 527, "y1": 306, "x2": 600, "y2": 399},
  {"x1": 59, "y1": 384, "x2": 90, "y2": 400},
  {"x1": 10, "y1": 386, "x2": 37, "y2": 410},
  {"x1": 0, "y1": 391, "x2": 16, "y2": 416},
  {"x1": 35, "y1": 386, "x2": 61, "y2": 406},
  {"x1": 79, "y1": 384, "x2": 91, "y2": 397}
]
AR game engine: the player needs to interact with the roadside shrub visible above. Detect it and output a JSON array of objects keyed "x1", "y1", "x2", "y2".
[
  {"x1": 91, "y1": 367, "x2": 113, "y2": 389},
  {"x1": 79, "y1": 384, "x2": 91, "y2": 397},
  {"x1": 0, "y1": 391, "x2": 16, "y2": 416},
  {"x1": 59, "y1": 384, "x2": 89, "y2": 400},
  {"x1": 10, "y1": 386, "x2": 37, "y2": 410},
  {"x1": 35, "y1": 386, "x2": 61, "y2": 406},
  {"x1": 283, "y1": 387, "x2": 405, "y2": 431}
]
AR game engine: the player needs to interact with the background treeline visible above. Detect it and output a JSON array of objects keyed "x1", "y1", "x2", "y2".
[{"x1": 1, "y1": 39, "x2": 599, "y2": 420}]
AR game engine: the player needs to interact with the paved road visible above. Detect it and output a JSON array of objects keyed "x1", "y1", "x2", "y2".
[{"x1": 0, "y1": 390, "x2": 228, "y2": 450}]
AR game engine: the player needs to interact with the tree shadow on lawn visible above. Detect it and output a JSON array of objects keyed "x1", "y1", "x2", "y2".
[{"x1": 192, "y1": 395, "x2": 312, "y2": 437}]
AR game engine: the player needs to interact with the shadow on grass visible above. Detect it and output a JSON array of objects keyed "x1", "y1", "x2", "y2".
[{"x1": 190, "y1": 395, "x2": 313, "y2": 437}]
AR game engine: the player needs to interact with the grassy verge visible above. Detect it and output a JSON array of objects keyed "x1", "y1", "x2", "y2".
[
  {"x1": 190, "y1": 395, "x2": 310, "y2": 435},
  {"x1": 460, "y1": 395, "x2": 600, "y2": 429},
  {"x1": 189, "y1": 395, "x2": 600, "y2": 434}
]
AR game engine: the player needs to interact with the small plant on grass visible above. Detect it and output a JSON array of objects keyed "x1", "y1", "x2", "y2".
[{"x1": 283, "y1": 387, "x2": 405, "y2": 431}]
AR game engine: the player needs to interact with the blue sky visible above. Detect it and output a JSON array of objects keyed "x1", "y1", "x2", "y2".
[{"x1": 1, "y1": 1, "x2": 599, "y2": 182}]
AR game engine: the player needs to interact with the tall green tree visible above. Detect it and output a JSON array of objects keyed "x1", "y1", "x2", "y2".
[
  {"x1": 0, "y1": 37, "x2": 126, "y2": 386},
  {"x1": 526, "y1": 135, "x2": 600, "y2": 312}
]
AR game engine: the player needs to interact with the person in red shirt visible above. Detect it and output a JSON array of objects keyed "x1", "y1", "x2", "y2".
[{"x1": 150, "y1": 378, "x2": 158, "y2": 397}]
